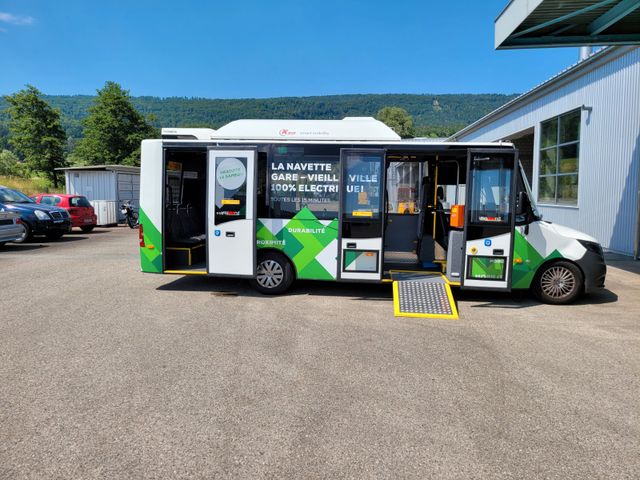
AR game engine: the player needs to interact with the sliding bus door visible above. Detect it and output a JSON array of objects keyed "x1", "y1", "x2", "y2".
[
  {"x1": 338, "y1": 149, "x2": 386, "y2": 281},
  {"x1": 207, "y1": 147, "x2": 257, "y2": 277}
]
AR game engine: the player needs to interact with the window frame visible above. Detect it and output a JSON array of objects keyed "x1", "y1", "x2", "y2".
[{"x1": 537, "y1": 108, "x2": 581, "y2": 207}]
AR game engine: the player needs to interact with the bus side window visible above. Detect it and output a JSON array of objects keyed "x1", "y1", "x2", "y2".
[
  {"x1": 267, "y1": 145, "x2": 340, "y2": 220},
  {"x1": 387, "y1": 162, "x2": 420, "y2": 215}
]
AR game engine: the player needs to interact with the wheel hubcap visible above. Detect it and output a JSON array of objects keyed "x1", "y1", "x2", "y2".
[
  {"x1": 256, "y1": 259, "x2": 284, "y2": 289},
  {"x1": 540, "y1": 266, "x2": 576, "y2": 299}
]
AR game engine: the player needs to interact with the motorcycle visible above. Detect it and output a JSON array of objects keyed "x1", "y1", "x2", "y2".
[{"x1": 120, "y1": 202, "x2": 139, "y2": 229}]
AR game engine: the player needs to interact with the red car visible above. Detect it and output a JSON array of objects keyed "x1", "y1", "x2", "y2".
[{"x1": 32, "y1": 194, "x2": 97, "y2": 232}]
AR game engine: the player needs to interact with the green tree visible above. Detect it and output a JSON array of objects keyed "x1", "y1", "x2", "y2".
[
  {"x1": 4, "y1": 85, "x2": 67, "y2": 187},
  {"x1": 0, "y1": 149, "x2": 29, "y2": 177},
  {"x1": 71, "y1": 81, "x2": 157, "y2": 166},
  {"x1": 376, "y1": 107, "x2": 415, "y2": 138}
]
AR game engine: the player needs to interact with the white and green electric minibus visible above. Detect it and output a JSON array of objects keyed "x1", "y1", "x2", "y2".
[{"x1": 138, "y1": 117, "x2": 606, "y2": 305}]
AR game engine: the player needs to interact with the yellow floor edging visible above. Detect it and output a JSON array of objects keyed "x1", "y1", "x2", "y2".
[
  {"x1": 163, "y1": 269, "x2": 208, "y2": 275},
  {"x1": 392, "y1": 280, "x2": 459, "y2": 320}
]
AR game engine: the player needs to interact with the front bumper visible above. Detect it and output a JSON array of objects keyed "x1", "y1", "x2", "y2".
[
  {"x1": 31, "y1": 219, "x2": 72, "y2": 235},
  {"x1": 576, "y1": 249, "x2": 607, "y2": 293}
]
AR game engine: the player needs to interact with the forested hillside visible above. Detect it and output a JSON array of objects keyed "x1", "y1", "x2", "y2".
[{"x1": 0, "y1": 93, "x2": 517, "y2": 140}]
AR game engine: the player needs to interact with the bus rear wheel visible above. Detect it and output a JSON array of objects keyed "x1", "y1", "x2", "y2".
[
  {"x1": 252, "y1": 252, "x2": 294, "y2": 295},
  {"x1": 533, "y1": 261, "x2": 584, "y2": 305}
]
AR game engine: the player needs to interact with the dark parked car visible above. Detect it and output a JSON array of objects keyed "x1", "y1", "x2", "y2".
[{"x1": 0, "y1": 186, "x2": 71, "y2": 242}]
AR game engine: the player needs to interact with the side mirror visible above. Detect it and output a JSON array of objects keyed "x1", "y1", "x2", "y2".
[{"x1": 516, "y1": 191, "x2": 528, "y2": 216}]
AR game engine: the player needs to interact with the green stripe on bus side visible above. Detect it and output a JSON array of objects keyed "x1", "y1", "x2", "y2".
[{"x1": 139, "y1": 208, "x2": 163, "y2": 273}]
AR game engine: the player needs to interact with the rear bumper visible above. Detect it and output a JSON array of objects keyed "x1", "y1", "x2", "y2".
[{"x1": 71, "y1": 216, "x2": 97, "y2": 227}]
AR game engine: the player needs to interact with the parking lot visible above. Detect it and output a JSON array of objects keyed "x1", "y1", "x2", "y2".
[{"x1": 1, "y1": 227, "x2": 639, "y2": 479}]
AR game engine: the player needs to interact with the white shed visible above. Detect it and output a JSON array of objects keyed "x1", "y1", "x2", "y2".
[{"x1": 58, "y1": 165, "x2": 140, "y2": 224}]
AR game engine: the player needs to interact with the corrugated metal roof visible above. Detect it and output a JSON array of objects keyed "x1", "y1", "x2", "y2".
[
  {"x1": 496, "y1": 0, "x2": 640, "y2": 48},
  {"x1": 56, "y1": 165, "x2": 140, "y2": 173}
]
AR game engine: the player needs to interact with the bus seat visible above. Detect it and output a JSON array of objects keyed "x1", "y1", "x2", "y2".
[{"x1": 168, "y1": 204, "x2": 206, "y2": 246}]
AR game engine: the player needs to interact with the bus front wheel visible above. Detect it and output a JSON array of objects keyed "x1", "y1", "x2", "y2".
[
  {"x1": 533, "y1": 261, "x2": 584, "y2": 305},
  {"x1": 252, "y1": 252, "x2": 294, "y2": 295}
]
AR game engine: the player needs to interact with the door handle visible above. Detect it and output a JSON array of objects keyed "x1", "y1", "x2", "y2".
[
  {"x1": 347, "y1": 242, "x2": 357, "y2": 248},
  {"x1": 226, "y1": 232, "x2": 235, "y2": 237}
]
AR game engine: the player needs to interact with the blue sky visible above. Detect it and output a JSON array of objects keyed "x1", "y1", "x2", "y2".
[{"x1": 1, "y1": 0, "x2": 579, "y2": 98}]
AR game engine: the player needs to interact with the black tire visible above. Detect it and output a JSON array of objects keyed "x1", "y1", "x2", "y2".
[
  {"x1": 81, "y1": 225, "x2": 95, "y2": 233},
  {"x1": 532, "y1": 261, "x2": 584, "y2": 305},
  {"x1": 251, "y1": 252, "x2": 295, "y2": 295},
  {"x1": 46, "y1": 231, "x2": 65, "y2": 241},
  {"x1": 126, "y1": 213, "x2": 139, "y2": 229},
  {"x1": 13, "y1": 222, "x2": 31, "y2": 243},
  {"x1": 0, "y1": 242, "x2": 6, "y2": 248}
]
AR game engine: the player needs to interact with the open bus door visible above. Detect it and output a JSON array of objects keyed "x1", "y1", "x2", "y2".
[
  {"x1": 338, "y1": 148, "x2": 386, "y2": 281},
  {"x1": 461, "y1": 149, "x2": 518, "y2": 291},
  {"x1": 206, "y1": 147, "x2": 258, "y2": 277}
]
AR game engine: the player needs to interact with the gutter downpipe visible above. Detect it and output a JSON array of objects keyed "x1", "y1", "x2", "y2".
[{"x1": 579, "y1": 46, "x2": 593, "y2": 61}]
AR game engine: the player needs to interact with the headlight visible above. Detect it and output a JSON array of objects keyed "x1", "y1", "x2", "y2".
[
  {"x1": 578, "y1": 239, "x2": 603, "y2": 257},
  {"x1": 34, "y1": 210, "x2": 50, "y2": 220}
]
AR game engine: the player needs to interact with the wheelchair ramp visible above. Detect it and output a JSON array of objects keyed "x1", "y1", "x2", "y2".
[{"x1": 392, "y1": 276, "x2": 458, "y2": 320}]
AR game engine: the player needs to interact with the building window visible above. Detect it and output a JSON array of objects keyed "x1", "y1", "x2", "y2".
[{"x1": 538, "y1": 109, "x2": 580, "y2": 205}]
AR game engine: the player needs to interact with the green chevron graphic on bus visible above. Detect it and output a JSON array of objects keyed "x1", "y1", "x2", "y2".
[
  {"x1": 469, "y1": 256, "x2": 506, "y2": 280},
  {"x1": 257, "y1": 207, "x2": 338, "y2": 280},
  {"x1": 511, "y1": 230, "x2": 562, "y2": 289},
  {"x1": 139, "y1": 208, "x2": 163, "y2": 273}
]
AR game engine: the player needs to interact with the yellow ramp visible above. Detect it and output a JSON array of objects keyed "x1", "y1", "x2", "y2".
[{"x1": 392, "y1": 277, "x2": 459, "y2": 320}]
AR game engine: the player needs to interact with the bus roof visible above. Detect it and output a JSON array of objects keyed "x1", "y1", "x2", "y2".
[
  {"x1": 153, "y1": 137, "x2": 514, "y2": 149},
  {"x1": 162, "y1": 117, "x2": 401, "y2": 142},
  {"x1": 158, "y1": 117, "x2": 515, "y2": 149}
]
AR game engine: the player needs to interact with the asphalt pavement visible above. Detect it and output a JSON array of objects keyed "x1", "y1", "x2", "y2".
[{"x1": 1, "y1": 227, "x2": 639, "y2": 479}]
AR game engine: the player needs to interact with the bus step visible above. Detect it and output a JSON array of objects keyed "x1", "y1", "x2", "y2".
[{"x1": 393, "y1": 278, "x2": 458, "y2": 320}]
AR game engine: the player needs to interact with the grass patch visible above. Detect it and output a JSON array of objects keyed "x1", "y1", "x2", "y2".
[{"x1": 0, "y1": 176, "x2": 64, "y2": 195}]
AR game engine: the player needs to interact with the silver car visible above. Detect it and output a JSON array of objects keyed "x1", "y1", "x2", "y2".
[{"x1": 0, "y1": 210, "x2": 25, "y2": 246}]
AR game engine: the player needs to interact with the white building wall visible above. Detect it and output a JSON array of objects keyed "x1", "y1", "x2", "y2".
[
  {"x1": 65, "y1": 170, "x2": 117, "y2": 202},
  {"x1": 456, "y1": 47, "x2": 640, "y2": 256}
]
